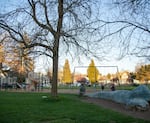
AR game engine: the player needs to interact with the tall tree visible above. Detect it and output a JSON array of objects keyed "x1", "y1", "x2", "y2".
[
  {"x1": 1, "y1": 33, "x2": 34, "y2": 76},
  {"x1": 62, "y1": 59, "x2": 72, "y2": 84},
  {"x1": 0, "y1": 0, "x2": 110, "y2": 97},
  {"x1": 87, "y1": 59, "x2": 99, "y2": 83}
]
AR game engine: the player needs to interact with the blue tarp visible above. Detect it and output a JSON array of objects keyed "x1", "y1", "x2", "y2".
[{"x1": 88, "y1": 85, "x2": 150, "y2": 108}]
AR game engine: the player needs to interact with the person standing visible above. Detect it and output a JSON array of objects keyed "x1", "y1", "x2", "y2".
[
  {"x1": 79, "y1": 83, "x2": 86, "y2": 96},
  {"x1": 111, "y1": 83, "x2": 115, "y2": 91},
  {"x1": 101, "y1": 83, "x2": 104, "y2": 91}
]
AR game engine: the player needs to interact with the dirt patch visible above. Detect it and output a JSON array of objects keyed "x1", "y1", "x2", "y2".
[{"x1": 81, "y1": 96, "x2": 150, "y2": 121}]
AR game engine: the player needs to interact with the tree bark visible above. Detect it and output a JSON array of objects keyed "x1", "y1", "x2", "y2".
[
  {"x1": 51, "y1": 0, "x2": 63, "y2": 97},
  {"x1": 51, "y1": 48, "x2": 59, "y2": 97}
]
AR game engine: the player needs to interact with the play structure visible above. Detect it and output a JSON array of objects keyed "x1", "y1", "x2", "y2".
[
  {"x1": 26, "y1": 72, "x2": 50, "y2": 91},
  {"x1": 0, "y1": 72, "x2": 50, "y2": 91}
]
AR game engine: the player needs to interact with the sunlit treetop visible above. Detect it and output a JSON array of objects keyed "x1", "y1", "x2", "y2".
[
  {"x1": 87, "y1": 59, "x2": 99, "y2": 83},
  {"x1": 62, "y1": 59, "x2": 72, "y2": 83}
]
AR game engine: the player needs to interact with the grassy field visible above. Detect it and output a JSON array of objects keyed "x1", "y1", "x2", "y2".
[{"x1": 0, "y1": 91, "x2": 149, "y2": 123}]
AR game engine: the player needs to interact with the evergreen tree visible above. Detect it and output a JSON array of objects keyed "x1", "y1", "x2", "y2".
[
  {"x1": 62, "y1": 59, "x2": 72, "y2": 84},
  {"x1": 87, "y1": 59, "x2": 99, "y2": 83}
]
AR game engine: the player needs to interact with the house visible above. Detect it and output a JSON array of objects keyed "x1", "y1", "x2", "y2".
[{"x1": 120, "y1": 71, "x2": 129, "y2": 84}]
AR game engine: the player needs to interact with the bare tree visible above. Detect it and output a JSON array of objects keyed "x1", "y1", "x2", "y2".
[
  {"x1": 106, "y1": 0, "x2": 150, "y2": 60},
  {"x1": 2, "y1": 0, "x2": 150, "y2": 97},
  {"x1": 1, "y1": 0, "x2": 113, "y2": 97}
]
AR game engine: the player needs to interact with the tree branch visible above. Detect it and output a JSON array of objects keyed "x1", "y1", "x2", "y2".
[{"x1": 28, "y1": 0, "x2": 56, "y2": 36}]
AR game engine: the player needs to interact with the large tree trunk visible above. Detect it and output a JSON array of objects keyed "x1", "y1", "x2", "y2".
[
  {"x1": 51, "y1": 50, "x2": 59, "y2": 97},
  {"x1": 51, "y1": 35, "x2": 59, "y2": 97},
  {"x1": 51, "y1": 0, "x2": 63, "y2": 97}
]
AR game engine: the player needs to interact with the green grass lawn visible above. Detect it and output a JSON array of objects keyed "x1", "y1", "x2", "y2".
[{"x1": 0, "y1": 91, "x2": 149, "y2": 123}]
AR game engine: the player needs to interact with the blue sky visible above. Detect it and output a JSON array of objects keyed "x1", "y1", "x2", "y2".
[
  {"x1": 34, "y1": 54, "x2": 145, "y2": 75},
  {"x1": 0, "y1": 0, "x2": 147, "y2": 74},
  {"x1": 67, "y1": 56, "x2": 144, "y2": 74}
]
